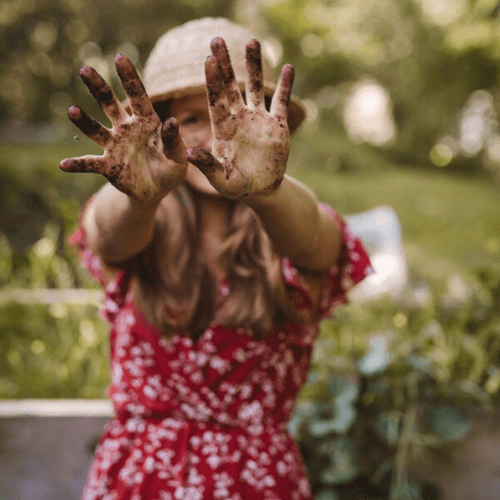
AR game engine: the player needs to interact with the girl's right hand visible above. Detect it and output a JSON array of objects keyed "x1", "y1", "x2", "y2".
[{"x1": 60, "y1": 54, "x2": 188, "y2": 204}]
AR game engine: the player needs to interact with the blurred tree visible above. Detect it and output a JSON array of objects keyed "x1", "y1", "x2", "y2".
[
  {"x1": 0, "y1": 0, "x2": 235, "y2": 122},
  {"x1": 2, "y1": 0, "x2": 500, "y2": 173},
  {"x1": 235, "y1": 0, "x2": 500, "y2": 174}
]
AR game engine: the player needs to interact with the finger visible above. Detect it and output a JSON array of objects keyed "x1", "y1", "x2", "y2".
[
  {"x1": 210, "y1": 37, "x2": 244, "y2": 109},
  {"x1": 205, "y1": 56, "x2": 231, "y2": 130},
  {"x1": 161, "y1": 118, "x2": 186, "y2": 163},
  {"x1": 270, "y1": 64, "x2": 294, "y2": 123},
  {"x1": 245, "y1": 39, "x2": 265, "y2": 111},
  {"x1": 67, "y1": 105, "x2": 111, "y2": 148},
  {"x1": 115, "y1": 54, "x2": 155, "y2": 117},
  {"x1": 187, "y1": 148, "x2": 246, "y2": 199},
  {"x1": 59, "y1": 155, "x2": 107, "y2": 174},
  {"x1": 79, "y1": 66, "x2": 129, "y2": 124},
  {"x1": 186, "y1": 147, "x2": 224, "y2": 182}
]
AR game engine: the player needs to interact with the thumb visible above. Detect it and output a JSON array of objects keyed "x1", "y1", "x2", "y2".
[
  {"x1": 187, "y1": 148, "x2": 248, "y2": 199},
  {"x1": 186, "y1": 147, "x2": 224, "y2": 180},
  {"x1": 161, "y1": 118, "x2": 186, "y2": 163}
]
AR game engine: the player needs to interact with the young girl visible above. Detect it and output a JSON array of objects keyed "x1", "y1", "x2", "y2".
[{"x1": 61, "y1": 17, "x2": 372, "y2": 500}]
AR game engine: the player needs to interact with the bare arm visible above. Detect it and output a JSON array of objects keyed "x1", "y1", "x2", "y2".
[
  {"x1": 82, "y1": 184, "x2": 161, "y2": 264},
  {"x1": 60, "y1": 55, "x2": 187, "y2": 264},
  {"x1": 243, "y1": 174, "x2": 342, "y2": 272}
]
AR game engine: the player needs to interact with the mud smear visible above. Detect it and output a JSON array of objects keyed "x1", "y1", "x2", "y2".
[
  {"x1": 279, "y1": 65, "x2": 294, "y2": 111},
  {"x1": 214, "y1": 39, "x2": 236, "y2": 90},
  {"x1": 188, "y1": 148, "x2": 219, "y2": 176},
  {"x1": 246, "y1": 42, "x2": 263, "y2": 103},
  {"x1": 116, "y1": 58, "x2": 149, "y2": 116},
  {"x1": 69, "y1": 107, "x2": 111, "y2": 145},
  {"x1": 161, "y1": 119, "x2": 180, "y2": 152}
]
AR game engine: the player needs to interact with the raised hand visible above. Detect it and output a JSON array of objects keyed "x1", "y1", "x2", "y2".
[
  {"x1": 186, "y1": 38, "x2": 294, "y2": 200},
  {"x1": 60, "y1": 55, "x2": 188, "y2": 203}
]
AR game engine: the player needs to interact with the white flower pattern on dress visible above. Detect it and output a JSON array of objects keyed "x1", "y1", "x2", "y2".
[{"x1": 70, "y1": 204, "x2": 373, "y2": 500}]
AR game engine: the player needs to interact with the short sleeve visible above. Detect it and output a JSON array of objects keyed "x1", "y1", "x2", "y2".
[
  {"x1": 281, "y1": 203, "x2": 373, "y2": 322},
  {"x1": 68, "y1": 197, "x2": 130, "y2": 322}
]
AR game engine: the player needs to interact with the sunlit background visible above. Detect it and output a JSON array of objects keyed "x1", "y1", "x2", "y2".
[{"x1": 1, "y1": 1, "x2": 500, "y2": 499}]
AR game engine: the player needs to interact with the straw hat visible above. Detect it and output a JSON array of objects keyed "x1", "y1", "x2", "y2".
[{"x1": 142, "y1": 17, "x2": 306, "y2": 133}]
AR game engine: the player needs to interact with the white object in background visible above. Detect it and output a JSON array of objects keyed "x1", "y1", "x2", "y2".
[
  {"x1": 345, "y1": 206, "x2": 408, "y2": 302},
  {"x1": 0, "y1": 399, "x2": 114, "y2": 417}
]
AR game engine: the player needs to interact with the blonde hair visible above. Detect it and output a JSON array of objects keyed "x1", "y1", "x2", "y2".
[{"x1": 131, "y1": 184, "x2": 301, "y2": 340}]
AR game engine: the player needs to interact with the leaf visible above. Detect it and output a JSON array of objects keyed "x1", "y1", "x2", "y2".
[
  {"x1": 357, "y1": 333, "x2": 392, "y2": 375},
  {"x1": 330, "y1": 400, "x2": 357, "y2": 434},
  {"x1": 374, "y1": 412, "x2": 401, "y2": 444},
  {"x1": 287, "y1": 413, "x2": 305, "y2": 438},
  {"x1": 390, "y1": 479, "x2": 423, "y2": 500},
  {"x1": 314, "y1": 490, "x2": 340, "y2": 500},
  {"x1": 320, "y1": 437, "x2": 358, "y2": 484},
  {"x1": 330, "y1": 375, "x2": 359, "y2": 404},
  {"x1": 424, "y1": 405, "x2": 471, "y2": 442},
  {"x1": 310, "y1": 419, "x2": 338, "y2": 437},
  {"x1": 407, "y1": 355, "x2": 432, "y2": 374}
]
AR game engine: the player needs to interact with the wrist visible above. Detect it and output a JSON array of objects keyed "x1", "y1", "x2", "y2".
[
  {"x1": 124, "y1": 182, "x2": 173, "y2": 211},
  {"x1": 243, "y1": 175, "x2": 289, "y2": 210},
  {"x1": 127, "y1": 194, "x2": 164, "y2": 211}
]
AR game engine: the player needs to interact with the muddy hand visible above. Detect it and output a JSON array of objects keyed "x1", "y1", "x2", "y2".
[
  {"x1": 60, "y1": 55, "x2": 187, "y2": 203},
  {"x1": 186, "y1": 38, "x2": 293, "y2": 199}
]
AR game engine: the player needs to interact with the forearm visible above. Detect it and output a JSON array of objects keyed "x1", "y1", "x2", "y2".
[
  {"x1": 244, "y1": 174, "x2": 342, "y2": 272},
  {"x1": 83, "y1": 183, "x2": 163, "y2": 264}
]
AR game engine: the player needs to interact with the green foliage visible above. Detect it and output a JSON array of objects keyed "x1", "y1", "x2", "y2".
[
  {"x1": 0, "y1": 139, "x2": 499, "y2": 498},
  {"x1": 0, "y1": 141, "x2": 104, "y2": 250},
  {"x1": 294, "y1": 263, "x2": 500, "y2": 499},
  {"x1": 0, "y1": 220, "x2": 109, "y2": 399},
  {"x1": 0, "y1": 0, "x2": 235, "y2": 122},
  {"x1": 292, "y1": 161, "x2": 500, "y2": 276},
  {"x1": 3, "y1": 0, "x2": 500, "y2": 176},
  {"x1": 0, "y1": 301, "x2": 109, "y2": 398},
  {"x1": 257, "y1": 0, "x2": 500, "y2": 179}
]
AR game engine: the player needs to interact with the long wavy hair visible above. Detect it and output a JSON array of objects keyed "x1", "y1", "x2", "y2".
[{"x1": 131, "y1": 184, "x2": 302, "y2": 340}]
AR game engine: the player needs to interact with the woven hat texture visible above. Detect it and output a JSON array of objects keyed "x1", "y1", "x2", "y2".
[{"x1": 142, "y1": 17, "x2": 306, "y2": 133}]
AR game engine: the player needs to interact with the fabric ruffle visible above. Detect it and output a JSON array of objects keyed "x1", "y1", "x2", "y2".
[{"x1": 280, "y1": 204, "x2": 373, "y2": 322}]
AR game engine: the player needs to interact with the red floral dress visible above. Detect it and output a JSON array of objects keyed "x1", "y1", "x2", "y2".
[{"x1": 71, "y1": 203, "x2": 372, "y2": 500}]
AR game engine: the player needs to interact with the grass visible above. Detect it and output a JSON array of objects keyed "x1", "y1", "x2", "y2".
[{"x1": 294, "y1": 165, "x2": 500, "y2": 280}]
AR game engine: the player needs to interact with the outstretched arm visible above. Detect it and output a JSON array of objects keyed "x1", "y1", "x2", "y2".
[
  {"x1": 244, "y1": 176, "x2": 342, "y2": 272},
  {"x1": 60, "y1": 55, "x2": 188, "y2": 264},
  {"x1": 187, "y1": 38, "x2": 342, "y2": 272}
]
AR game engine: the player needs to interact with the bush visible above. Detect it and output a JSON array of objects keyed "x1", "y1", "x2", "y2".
[{"x1": 293, "y1": 264, "x2": 500, "y2": 499}]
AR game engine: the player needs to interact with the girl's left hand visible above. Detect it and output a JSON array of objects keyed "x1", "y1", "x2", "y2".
[{"x1": 186, "y1": 38, "x2": 294, "y2": 199}]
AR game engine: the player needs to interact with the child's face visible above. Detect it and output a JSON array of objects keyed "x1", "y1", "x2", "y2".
[{"x1": 169, "y1": 93, "x2": 220, "y2": 196}]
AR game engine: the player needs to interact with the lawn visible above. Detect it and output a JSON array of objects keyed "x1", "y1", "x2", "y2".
[{"x1": 294, "y1": 166, "x2": 500, "y2": 280}]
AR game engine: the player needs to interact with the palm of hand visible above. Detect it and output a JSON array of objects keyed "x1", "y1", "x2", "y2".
[
  {"x1": 187, "y1": 38, "x2": 294, "y2": 200},
  {"x1": 60, "y1": 55, "x2": 187, "y2": 203}
]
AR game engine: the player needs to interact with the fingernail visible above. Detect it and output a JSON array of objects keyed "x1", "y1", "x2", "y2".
[
  {"x1": 67, "y1": 106, "x2": 80, "y2": 119},
  {"x1": 211, "y1": 37, "x2": 223, "y2": 48},
  {"x1": 248, "y1": 38, "x2": 260, "y2": 49},
  {"x1": 60, "y1": 158, "x2": 73, "y2": 170},
  {"x1": 79, "y1": 66, "x2": 91, "y2": 78},
  {"x1": 164, "y1": 117, "x2": 177, "y2": 129}
]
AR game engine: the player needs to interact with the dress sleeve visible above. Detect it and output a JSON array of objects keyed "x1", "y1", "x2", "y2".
[
  {"x1": 281, "y1": 203, "x2": 373, "y2": 322},
  {"x1": 68, "y1": 197, "x2": 130, "y2": 322}
]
